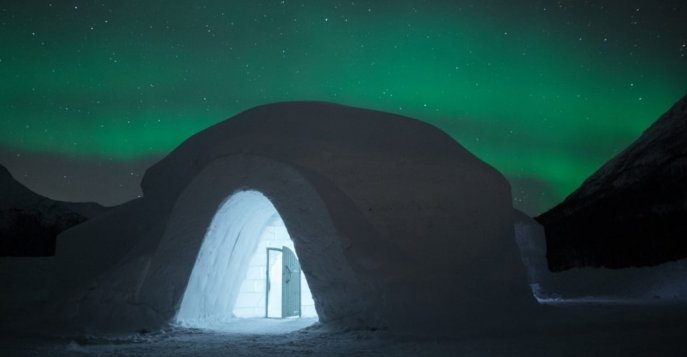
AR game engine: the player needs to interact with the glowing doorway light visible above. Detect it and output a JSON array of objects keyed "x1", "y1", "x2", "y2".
[
  {"x1": 175, "y1": 190, "x2": 317, "y2": 329},
  {"x1": 233, "y1": 217, "x2": 316, "y2": 319}
]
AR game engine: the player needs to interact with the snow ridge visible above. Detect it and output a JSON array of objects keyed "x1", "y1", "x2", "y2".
[{"x1": 538, "y1": 95, "x2": 687, "y2": 270}]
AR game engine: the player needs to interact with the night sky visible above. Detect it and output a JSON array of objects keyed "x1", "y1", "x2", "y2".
[{"x1": 1, "y1": 1, "x2": 685, "y2": 214}]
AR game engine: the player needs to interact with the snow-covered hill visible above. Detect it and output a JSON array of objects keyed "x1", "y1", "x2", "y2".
[
  {"x1": 0, "y1": 164, "x2": 107, "y2": 256},
  {"x1": 537, "y1": 95, "x2": 687, "y2": 271}
]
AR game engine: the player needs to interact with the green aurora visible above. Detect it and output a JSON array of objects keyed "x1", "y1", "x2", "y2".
[{"x1": 1, "y1": 1, "x2": 686, "y2": 212}]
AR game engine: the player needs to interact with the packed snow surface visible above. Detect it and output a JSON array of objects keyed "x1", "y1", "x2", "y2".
[{"x1": 2, "y1": 309, "x2": 686, "y2": 357}]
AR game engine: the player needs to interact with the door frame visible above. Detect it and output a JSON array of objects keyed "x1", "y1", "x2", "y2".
[{"x1": 265, "y1": 247, "x2": 282, "y2": 318}]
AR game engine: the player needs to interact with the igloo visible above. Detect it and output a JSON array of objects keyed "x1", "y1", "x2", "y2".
[{"x1": 51, "y1": 102, "x2": 537, "y2": 333}]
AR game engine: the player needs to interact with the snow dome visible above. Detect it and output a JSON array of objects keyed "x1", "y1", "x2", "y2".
[{"x1": 52, "y1": 102, "x2": 536, "y2": 333}]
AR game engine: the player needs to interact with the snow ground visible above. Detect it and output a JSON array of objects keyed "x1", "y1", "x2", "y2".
[{"x1": 2, "y1": 305, "x2": 686, "y2": 357}]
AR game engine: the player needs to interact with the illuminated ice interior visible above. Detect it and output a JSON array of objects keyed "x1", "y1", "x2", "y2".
[{"x1": 175, "y1": 190, "x2": 316, "y2": 329}]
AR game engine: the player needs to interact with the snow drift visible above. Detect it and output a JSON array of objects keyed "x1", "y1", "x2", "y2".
[
  {"x1": 34, "y1": 102, "x2": 538, "y2": 332},
  {"x1": 514, "y1": 210, "x2": 687, "y2": 303}
]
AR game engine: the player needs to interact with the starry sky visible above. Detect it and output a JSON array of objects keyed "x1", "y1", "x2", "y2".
[{"x1": 1, "y1": 0, "x2": 686, "y2": 214}]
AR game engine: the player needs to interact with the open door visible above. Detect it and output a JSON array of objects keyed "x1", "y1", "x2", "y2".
[{"x1": 281, "y1": 246, "x2": 301, "y2": 318}]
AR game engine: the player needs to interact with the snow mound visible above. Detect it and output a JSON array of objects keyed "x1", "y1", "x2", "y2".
[
  {"x1": 39, "y1": 102, "x2": 536, "y2": 333},
  {"x1": 515, "y1": 210, "x2": 687, "y2": 303}
]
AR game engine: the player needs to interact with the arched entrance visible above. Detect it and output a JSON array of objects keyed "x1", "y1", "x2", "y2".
[
  {"x1": 175, "y1": 190, "x2": 316, "y2": 329},
  {"x1": 131, "y1": 155, "x2": 364, "y2": 331}
]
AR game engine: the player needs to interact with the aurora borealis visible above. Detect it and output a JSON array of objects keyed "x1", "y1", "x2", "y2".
[{"x1": 1, "y1": 1, "x2": 686, "y2": 213}]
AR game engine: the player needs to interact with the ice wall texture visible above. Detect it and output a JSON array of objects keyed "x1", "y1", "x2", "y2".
[
  {"x1": 52, "y1": 102, "x2": 536, "y2": 332},
  {"x1": 175, "y1": 191, "x2": 277, "y2": 327},
  {"x1": 538, "y1": 95, "x2": 687, "y2": 271}
]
